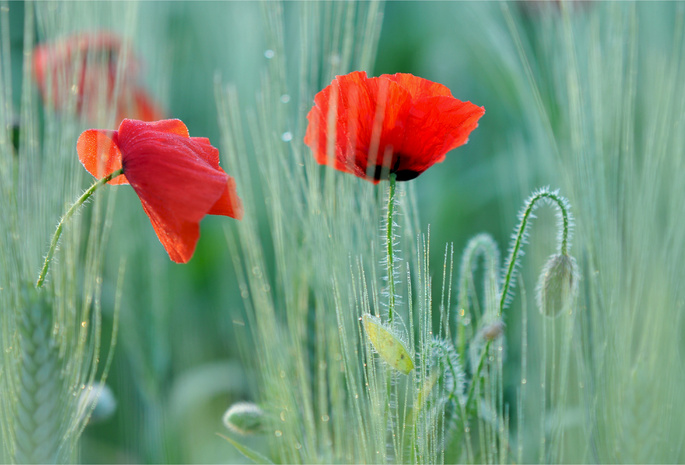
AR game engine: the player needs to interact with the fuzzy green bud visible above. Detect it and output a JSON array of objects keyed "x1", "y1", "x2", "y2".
[
  {"x1": 222, "y1": 402, "x2": 265, "y2": 435},
  {"x1": 536, "y1": 253, "x2": 579, "y2": 317}
]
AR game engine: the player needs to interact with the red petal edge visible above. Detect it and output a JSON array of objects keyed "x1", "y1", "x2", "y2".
[{"x1": 76, "y1": 129, "x2": 129, "y2": 185}]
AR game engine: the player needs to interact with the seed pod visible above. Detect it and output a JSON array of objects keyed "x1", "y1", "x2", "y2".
[
  {"x1": 536, "y1": 253, "x2": 579, "y2": 317},
  {"x1": 362, "y1": 313, "x2": 414, "y2": 374},
  {"x1": 222, "y1": 402, "x2": 264, "y2": 435}
]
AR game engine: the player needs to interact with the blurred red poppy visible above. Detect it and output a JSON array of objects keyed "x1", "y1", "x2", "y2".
[
  {"x1": 304, "y1": 71, "x2": 484, "y2": 182},
  {"x1": 77, "y1": 119, "x2": 243, "y2": 263},
  {"x1": 33, "y1": 32, "x2": 163, "y2": 123}
]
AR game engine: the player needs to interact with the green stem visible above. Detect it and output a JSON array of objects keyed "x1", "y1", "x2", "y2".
[
  {"x1": 386, "y1": 173, "x2": 397, "y2": 323},
  {"x1": 36, "y1": 169, "x2": 124, "y2": 288}
]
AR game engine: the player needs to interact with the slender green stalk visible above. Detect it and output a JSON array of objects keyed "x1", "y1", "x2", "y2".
[
  {"x1": 36, "y1": 168, "x2": 124, "y2": 288},
  {"x1": 386, "y1": 173, "x2": 397, "y2": 323}
]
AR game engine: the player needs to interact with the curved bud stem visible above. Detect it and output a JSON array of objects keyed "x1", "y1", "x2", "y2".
[
  {"x1": 36, "y1": 169, "x2": 124, "y2": 288},
  {"x1": 465, "y1": 188, "x2": 572, "y2": 416},
  {"x1": 499, "y1": 188, "x2": 571, "y2": 315}
]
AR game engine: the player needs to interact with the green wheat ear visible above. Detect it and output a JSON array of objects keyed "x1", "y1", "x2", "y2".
[{"x1": 14, "y1": 287, "x2": 71, "y2": 463}]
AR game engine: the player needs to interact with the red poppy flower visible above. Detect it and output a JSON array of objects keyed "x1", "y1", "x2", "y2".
[
  {"x1": 304, "y1": 71, "x2": 485, "y2": 182},
  {"x1": 77, "y1": 119, "x2": 243, "y2": 263},
  {"x1": 33, "y1": 32, "x2": 163, "y2": 123}
]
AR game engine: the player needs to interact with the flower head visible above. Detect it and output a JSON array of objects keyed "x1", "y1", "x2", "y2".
[
  {"x1": 33, "y1": 32, "x2": 162, "y2": 123},
  {"x1": 77, "y1": 118, "x2": 243, "y2": 263},
  {"x1": 304, "y1": 71, "x2": 484, "y2": 183}
]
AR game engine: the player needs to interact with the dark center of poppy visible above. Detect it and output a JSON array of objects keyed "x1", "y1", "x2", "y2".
[{"x1": 370, "y1": 154, "x2": 420, "y2": 182}]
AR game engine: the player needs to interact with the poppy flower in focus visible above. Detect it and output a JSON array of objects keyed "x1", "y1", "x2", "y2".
[
  {"x1": 33, "y1": 32, "x2": 163, "y2": 123},
  {"x1": 304, "y1": 71, "x2": 485, "y2": 183},
  {"x1": 77, "y1": 119, "x2": 243, "y2": 263}
]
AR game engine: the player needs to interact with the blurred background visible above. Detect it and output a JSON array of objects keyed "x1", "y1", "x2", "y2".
[{"x1": 5, "y1": 1, "x2": 685, "y2": 463}]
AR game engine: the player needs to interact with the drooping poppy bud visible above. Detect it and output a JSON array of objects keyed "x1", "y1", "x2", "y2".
[{"x1": 536, "y1": 253, "x2": 579, "y2": 317}]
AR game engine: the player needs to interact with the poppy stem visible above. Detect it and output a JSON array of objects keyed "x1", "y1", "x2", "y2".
[
  {"x1": 386, "y1": 173, "x2": 397, "y2": 323},
  {"x1": 36, "y1": 168, "x2": 125, "y2": 289}
]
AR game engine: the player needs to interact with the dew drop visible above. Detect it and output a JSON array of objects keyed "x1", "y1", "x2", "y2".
[
  {"x1": 264, "y1": 49, "x2": 275, "y2": 59},
  {"x1": 281, "y1": 131, "x2": 292, "y2": 142},
  {"x1": 280, "y1": 411, "x2": 286, "y2": 422},
  {"x1": 280, "y1": 94, "x2": 290, "y2": 104},
  {"x1": 521, "y1": 378, "x2": 527, "y2": 385},
  {"x1": 321, "y1": 415, "x2": 330, "y2": 422},
  {"x1": 275, "y1": 430, "x2": 282, "y2": 437}
]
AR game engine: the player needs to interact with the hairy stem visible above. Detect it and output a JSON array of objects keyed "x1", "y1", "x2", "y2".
[
  {"x1": 386, "y1": 173, "x2": 397, "y2": 323},
  {"x1": 36, "y1": 169, "x2": 124, "y2": 288}
]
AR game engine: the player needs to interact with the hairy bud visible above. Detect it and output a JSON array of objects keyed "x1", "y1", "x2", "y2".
[
  {"x1": 222, "y1": 402, "x2": 265, "y2": 435},
  {"x1": 536, "y1": 253, "x2": 579, "y2": 317}
]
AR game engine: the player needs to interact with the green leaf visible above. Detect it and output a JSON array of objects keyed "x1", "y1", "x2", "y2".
[{"x1": 216, "y1": 433, "x2": 274, "y2": 464}]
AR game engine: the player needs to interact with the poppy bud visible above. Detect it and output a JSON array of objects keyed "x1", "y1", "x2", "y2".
[
  {"x1": 222, "y1": 402, "x2": 265, "y2": 435},
  {"x1": 480, "y1": 319, "x2": 505, "y2": 341},
  {"x1": 536, "y1": 253, "x2": 579, "y2": 317},
  {"x1": 362, "y1": 313, "x2": 414, "y2": 374},
  {"x1": 78, "y1": 382, "x2": 117, "y2": 424}
]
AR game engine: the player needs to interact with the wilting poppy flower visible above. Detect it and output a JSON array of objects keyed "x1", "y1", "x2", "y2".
[
  {"x1": 304, "y1": 71, "x2": 484, "y2": 182},
  {"x1": 33, "y1": 32, "x2": 163, "y2": 123},
  {"x1": 77, "y1": 119, "x2": 243, "y2": 263}
]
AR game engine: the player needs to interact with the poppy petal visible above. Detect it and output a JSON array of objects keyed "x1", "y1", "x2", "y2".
[
  {"x1": 76, "y1": 129, "x2": 129, "y2": 184},
  {"x1": 384, "y1": 73, "x2": 453, "y2": 99},
  {"x1": 305, "y1": 71, "x2": 413, "y2": 182},
  {"x1": 122, "y1": 133, "x2": 229, "y2": 222},
  {"x1": 398, "y1": 96, "x2": 485, "y2": 174},
  {"x1": 119, "y1": 130, "x2": 232, "y2": 262},
  {"x1": 120, "y1": 118, "x2": 189, "y2": 138},
  {"x1": 207, "y1": 175, "x2": 244, "y2": 219},
  {"x1": 138, "y1": 199, "x2": 200, "y2": 264},
  {"x1": 190, "y1": 137, "x2": 221, "y2": 168}
]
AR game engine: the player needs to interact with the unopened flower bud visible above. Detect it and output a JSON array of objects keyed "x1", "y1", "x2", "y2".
[
  {"x1": 78, "y1": 382, "x2": 117, "y2": 424},
  {"x1": 536, "y1": 253, "x2": 579, "y2": 317},
  {"x1": 362, "y1": 313, "x2": 414, "y2": 374},
  {"x1": 222, "y1": 402, "x2": 264, "y2": 435}
]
